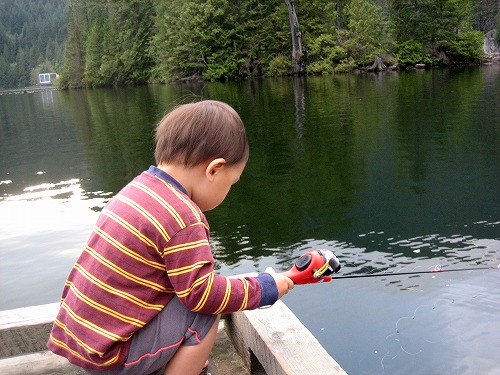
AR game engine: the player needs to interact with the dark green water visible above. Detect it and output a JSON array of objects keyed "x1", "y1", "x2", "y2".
[{"x1": 1, "y1": 66, "x2": 499, "y2": 374}]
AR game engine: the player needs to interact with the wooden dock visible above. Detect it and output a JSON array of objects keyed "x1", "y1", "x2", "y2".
[
  {"x1": 0, "y1": 86, "x2": 57, "y2": 95},
  {"x1": 0, "y1": 301, "x2": 347, "y2": 375}
]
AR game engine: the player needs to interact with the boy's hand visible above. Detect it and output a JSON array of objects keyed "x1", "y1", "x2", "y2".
[{"x1": 265, "y1": 267, "x2": 294, "y2": 299}]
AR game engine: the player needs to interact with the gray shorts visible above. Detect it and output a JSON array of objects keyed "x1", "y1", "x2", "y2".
[{"x1": 85, "y1": 296, "x2": 218, "y2": 375}]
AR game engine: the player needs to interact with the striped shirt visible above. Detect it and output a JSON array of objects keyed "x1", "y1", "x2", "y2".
[{"x1": 47, "y1": 166, "x2": 278, "y2": 370}]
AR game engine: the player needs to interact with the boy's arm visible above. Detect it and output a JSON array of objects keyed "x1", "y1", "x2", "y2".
[{"x1": 163, "y1": 224, "x2": 290, "y2": 314}]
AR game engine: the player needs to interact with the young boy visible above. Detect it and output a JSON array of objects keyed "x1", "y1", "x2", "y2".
[{"x1": 47, "y1": 100, "x2": 294, "y2": 375}]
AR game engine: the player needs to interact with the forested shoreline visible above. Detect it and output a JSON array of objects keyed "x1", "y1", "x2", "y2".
[
  {"x1": 0, "y1": 1, "x2": 67, "y2": 89},
  {"x1": 1, "y1": 0, "x2": 499, "y2": 89}
]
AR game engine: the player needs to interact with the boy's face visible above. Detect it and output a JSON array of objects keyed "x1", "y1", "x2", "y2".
[{"x1": 196, "y1": 160, "x2": 246, "y2": 211}]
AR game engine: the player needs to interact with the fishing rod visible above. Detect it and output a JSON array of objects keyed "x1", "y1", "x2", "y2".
[{"x1": 281, "y1": 249, "x2": 499, "y2": 284}]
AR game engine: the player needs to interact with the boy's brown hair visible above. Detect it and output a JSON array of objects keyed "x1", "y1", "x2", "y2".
[{"x1": 155, "y1": 100, "x2": 249, "y2": 167}]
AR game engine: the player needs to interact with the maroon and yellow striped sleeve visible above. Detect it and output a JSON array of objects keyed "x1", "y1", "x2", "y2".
[{"x1": 162, "y1": 222, "x2": 269, "y2": 314}]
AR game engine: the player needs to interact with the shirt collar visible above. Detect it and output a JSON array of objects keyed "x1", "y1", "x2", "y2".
[{"x1": 147, "y1": 165, "x2": 188, "y2": 195}]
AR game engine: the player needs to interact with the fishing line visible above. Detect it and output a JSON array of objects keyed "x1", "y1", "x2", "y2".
[
  {"x1": 330, "y1": 264, "x2": 500, "y2": 280},
  {"x1": 377, "y1": 273, "x2": 499, "y2": 374}
]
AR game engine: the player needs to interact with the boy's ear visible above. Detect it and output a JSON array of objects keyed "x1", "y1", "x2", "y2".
[{"x1": 205, "y1": 158, "x2": 226, "y2": 181}]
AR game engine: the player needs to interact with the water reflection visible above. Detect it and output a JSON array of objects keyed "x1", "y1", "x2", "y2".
[
  {"x1": 58, "y1": 88, "x2": 159, "y2": 192},
  {"x1": 0, "y1": 178, "x2": 109, "y2": 308}
]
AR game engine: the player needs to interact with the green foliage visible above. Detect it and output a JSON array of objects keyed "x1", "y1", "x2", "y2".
[
  {"x1": 334, "y1": 57, "x2": 357, "y2": 73},
  {"x1": 444, "y1": 29, "x2": 484, "y2": 62},
  {"x1": 204, "y1": 50, "x2": 245, "y2": 81},
  {"x1": 343, "y1": 0, "x2": 391, "y2": 66},
  {"x1": 151, "y1": 0, "x2": 289, "y2": 82},
  {"x1": 472, "y1": 0, "x2": 498, "y2": 32},
  {"x1": 59, "y1": 0, "x2": 155, "y2": 88},
  {"x1": 395, "y1": 40, "x2": 438, "y2": 68},
  {"x1": 390, "y1": 0, "x2": 488, "y2": 65},
  {"x1": 306, "y1": 34, "x2": 347, "y2": 74},
  {"x1": 151, "y1": 0, "x2": 230, "y2": 82},
  {"x1": 266, "y1": 55, "x2": 292, "y2": 76},
  {"x1": 57, "y1": 0, "x2": 88, "y2": 88},
  {"x1": 84, "y1": 16, "x2": 104, "y2": 86}
]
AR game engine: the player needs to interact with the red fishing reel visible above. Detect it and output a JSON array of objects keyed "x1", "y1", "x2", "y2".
[{"x1": 281, "y1": 249, "x2": 341, "y2": 284}]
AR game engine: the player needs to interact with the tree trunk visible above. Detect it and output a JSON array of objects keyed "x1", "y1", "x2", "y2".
[
  {"x1": 336, "y1": 1, "x2": 346, "y2": 30},
  {"x1": 366, "y1": 55, "x2": 386, "y2": 71},
  {"x1": 284, "y1": 0, "x2": 304, "y2": 75}
]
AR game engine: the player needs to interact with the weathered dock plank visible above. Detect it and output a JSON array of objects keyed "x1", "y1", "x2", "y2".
[
  {"x1": 0, "y1": 303, "x2": 59, "y2": 330},
  {"x1": 0, "y1": 86, "x2": 57, "y2": 95},
  {"x1": 0, "y1": 352, "x2": 86, "y2": 375},
  {"x1": 227, "y1": 300, "x2": 348, "y2": 375}
]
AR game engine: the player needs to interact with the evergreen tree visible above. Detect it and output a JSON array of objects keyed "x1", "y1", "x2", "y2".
[
  {"x1": 472, "y1": 0, "x2": 499, "y2": 32},
  {"x1": 59, "y1": 0, "x2": 154, "y2": 88},
  {"x1": 151, "y1": 0, "x2": 246, "y2": 82},
  {"x1": 83, "y1": 15, "x2": 103, "y2": 86},
  {"x1": 58, "y1": 0, "x2": 87, "y2": 88},
  {"x1": 344, "y1": 0, "x2": 391, "y2": 65}
]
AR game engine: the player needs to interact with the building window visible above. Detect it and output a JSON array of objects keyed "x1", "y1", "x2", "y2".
[{"x1": 39, "y1": 73, "x2": 51, "y2": 84}]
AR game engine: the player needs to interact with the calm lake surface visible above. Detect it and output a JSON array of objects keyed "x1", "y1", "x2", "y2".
[{"x1": 1, "y1": 66, "x2": 499, "y2": 374}]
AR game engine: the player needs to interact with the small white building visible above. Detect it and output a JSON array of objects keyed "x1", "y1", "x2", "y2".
[{"x1": 38, "y1": 73, "x2": 59, "y2": 85}]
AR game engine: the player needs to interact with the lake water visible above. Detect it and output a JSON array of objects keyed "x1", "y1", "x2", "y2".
[{"x1": 1, "y1": 66, "x2": 499, "y2": 374}]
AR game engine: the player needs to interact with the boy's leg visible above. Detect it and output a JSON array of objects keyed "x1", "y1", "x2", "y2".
[
  {"x1": 84, "y1": 296, "x2": 219, "y2": 375},
  {"x1": 163, "y1": 315, "x2": 220, "y2": 375}
]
